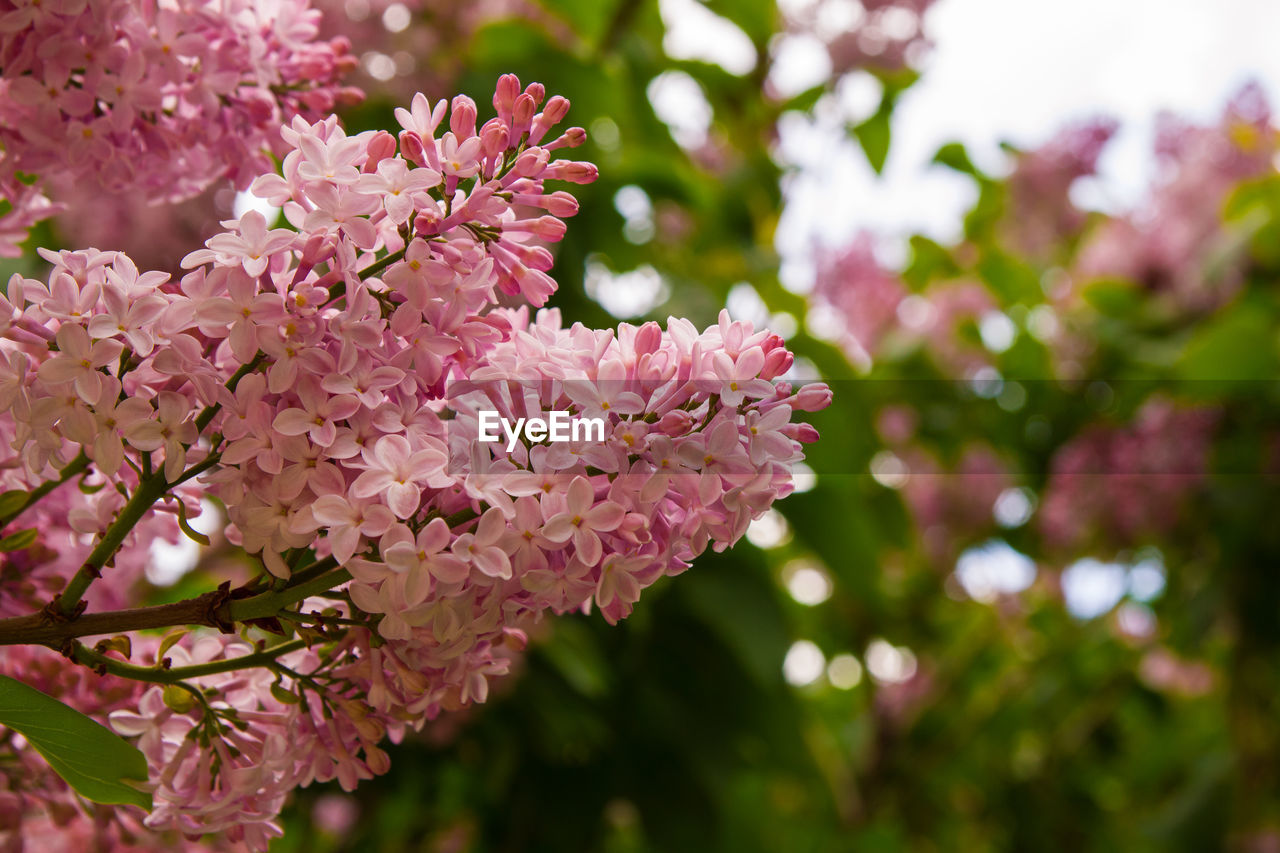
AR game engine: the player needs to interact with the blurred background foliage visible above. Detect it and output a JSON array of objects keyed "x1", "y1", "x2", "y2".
[{"x1": 17, "y1": 0, "x2": 1280, "y2": 849}]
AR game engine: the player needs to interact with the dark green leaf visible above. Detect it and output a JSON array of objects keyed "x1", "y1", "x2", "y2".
[
  {"x1": 0, "y1": 675, "x2": 151, "y2": 809},
  {"x1": 0, "y1": 528, "x2": 38, "y2": 552},
  {"x1": 0, "y1": 490, "x2": 26, "y2": 519}
]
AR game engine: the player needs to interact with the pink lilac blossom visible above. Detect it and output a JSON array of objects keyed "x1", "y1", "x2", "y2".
[
  {"x1": 896, "y1": 443, "x2": 1012, "y2": 564},
  {"x1": 1072, "y1": 84, "x2": 1276, "y2": 311},
  {"x1": 0, "y1": 77, "x2": 830, "y2": 848},
  {"x1": 1001, "y1": 118, "x2": 1118, "y2": 260},
  {"x1": 811, "y1": 234, "x2": 907, "y2": 367},
  {"x1": 776, "y1": 0, "x2": 937, "y2": 84},
  {"x1": 1039, "y1": 398, "x2": 1218, "y2": 551},
  {"x1": 0, "y1": 0, "x2": 360, "y2": 254},
  {"x1": 811, "y1": 234, "x2": 993, "y2": 373}
]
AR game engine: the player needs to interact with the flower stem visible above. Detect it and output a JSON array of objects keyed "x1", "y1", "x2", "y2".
[
  {"x1": 0, "y1": 452, "x2": 90, "y2": 528},
  {"x1": 55, "y1": 469, "x2": 171, "y2": 617},
  {"x1": 71, "y1": 638, "x2": 310, "y2": 684}
]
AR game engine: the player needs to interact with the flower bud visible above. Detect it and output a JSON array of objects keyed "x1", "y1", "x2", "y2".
[
  {"x1": 790, "y1": 382, "x2": 833, "y2": 412},
  {"x1": 363, "y1": 131, "x2": 396, "y2": 172},
  {"x1": 541, "y1": 191, "x2": 579, "y2": 217},
  {"x1": 521, "y1": 215, "x2": 567, "y2": 242},
  {"x1": 399, "y1": 130, "x2": 428, "y2": 167},
  {"x1": 656, "y1": 409, "x2": 697, "y2": 435},
  {"x1": 493, "y1": 73, "x2": 520, "y2": 121},
  {"x1": 512, "y1": 93, "x2": 537, "y2": 136},
  {"x1": 512, "y1": 147, "x2": 549, "y2": 178},
  {"x1": 450, "y1": 95, "x2": 477, "y2": 139},
  {"x1": 162, "y1": 684, "x2": 196, "y2": 714},
  {"x1": 529, "y1": 95, "x2": 570, "y2": 144},
  {"x1": 546, "y1": 160, "x2": 598, "y2": 184},
  {"x1": 761, "y1": 345, "x2": 792, "y2": 379},
  {"x1": 635, "y1": 321, "x2": 662, "y2": 356},
  {"x1": 479, "y1": 118, "x2": 509, "y2": 158},
  {"x1": 546, "y1": 127, "x2": 587, "y2": 150},
  {"x1": 782, "y1": 423, "x2": 821, "y2": 443}
]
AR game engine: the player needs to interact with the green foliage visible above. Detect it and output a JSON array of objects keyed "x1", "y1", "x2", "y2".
[{"x1": 0, "y1": 675, "x2": 151, "y2": 809}]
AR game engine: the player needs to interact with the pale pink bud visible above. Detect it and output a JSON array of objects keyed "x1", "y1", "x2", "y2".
[
  {"x1": 546, "y1": 160, "x2": 598, "y2": 184},
  {"x1": 242, "y1": 90, "x2": 276, "y2": 124},
  {"x1": 784, "y1": 423, "x2": 821, "y2": 443},
  {"x1": 512, "y1": 147, "x2": 550, "y2": 178},
  {"x1": 541, "y1": 95, "x2": 570, "y2": 126},
  {"x1": 299, "y1": 232, "x2": 334, "y2": 266},
  {"x1": 480, "y1": 119, "x2": 509, "y2": 158},
  {"x1": 494, "y1": 74, "x2": 520, "y2": 122},
  {"x1": 546, "y1": 127, "x2": 587, "y2": 150},
  {"x1": 541, "y1": 191, "x2": 579, "y2": 217},
  {"x1": 450, "y1": 95, "x2": 477, "y2": 138},
  {"x1": 636, "y1": 321, "x2": 662, "y2": 356},
  {"x1": 399, "y1": 130, "x2": 428, "y2": 167},
  {"x1": 363, "y1": 131, "x2": 397, "y2": 172},
  {"x1": 790, "y1": 383, "x2": 833, "y2": 412},
  {"x1": 518, "y1": 244, "x2": 554, "y2": 270},
  {"x1": 523, "y1": 216, "x2": 567, "y2": 241},
  {"x1": 523, "y1": 82, "x2": 545, "y2": 105},
  {"x1": 336, "y1": 85, "x2": 365, "y2": 106},
  {"x1": 512, "y1": 93, "x2": 537, "y2": 135},
  {"x1": 761, "y1": 337, "x2": 792, "y2": 379},
  {"x1": 656, "y1": 410, "x2": 696, "y2": 435},
  {"x1": 300, "y1": 89, "x2": 335, "y2": 113}
]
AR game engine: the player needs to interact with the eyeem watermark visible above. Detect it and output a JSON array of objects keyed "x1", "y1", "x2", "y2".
[{"x1": 478, "y1": 411, "x2": 606, "y2": 452}]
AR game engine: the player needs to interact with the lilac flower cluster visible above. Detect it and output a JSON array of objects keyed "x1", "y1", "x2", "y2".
[
  {"x1": 1073, "y1": 84, "x2": 1275, "y2": 310},
  {"x1": 778, "y1": 0, "x2": 936, "y2": 81},
  {"x1": 0, "y1": 77, "x2": 829, "y2": 847},
  {"x1": 1039, "y1": 399, "x2": 1218, "y2": 551},
  {"x1": 0, "y1": 0, "x2": 360, "y2": 254}
]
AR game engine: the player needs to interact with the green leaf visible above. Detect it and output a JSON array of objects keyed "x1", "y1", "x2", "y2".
[
  {"x1": 536, "y1": 0, "x2": 612, "y2": 49},
  {"x1": 703, "y1": 0, "x2": 775, "y2": 44},
  {"x1": 270, "y1": 682, "x2": 301, "y2": 705},
  {"x1": 156, "y1": 629, "x2": 187, "y2": 662},
  {"x1": 1177, "y1": 301, "x2": 1280, "y2": 382},
  {"x1": 95, "y1": 636, "x2": 132, "y2": 658},
  {"x1": 175, "y1": 499, "x2": 210, "y2": 547},
  {"x1": 1081, "y1": 278, "x2": 1141, "y2": 316},
  {"x1": 539, "y1": 619, "x2": 609, "y2": 698},
  {"x1": 77, "y1": 476, "x2": 106, "y2": 495},
  {"x1": 852, "y1": 109, "x2": 892, "y2": 174},
  {"x1": 849, "y1": 71, "x2": 918, "y2": 175},
  {"x1": 161, "y1": 684, "x2": 197, "y2": 714},
  {"x1": 933, "y1": 141, "x2": 982, "y2": 178},
  {"x1": 0, "y1": 528, "x2": 37, "y2": 552},
  {"x1": 0, "y1": 675, "x2": 151, "y2": 809},
  {"x1": 0, "y1": 490, "x2": 27, "y2": 519}
]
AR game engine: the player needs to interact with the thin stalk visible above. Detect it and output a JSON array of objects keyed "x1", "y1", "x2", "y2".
[
  {"x1": 72, "y1": 638, "x2": 309, "y2": 684},
  {"x1": 0, "y1": 452, "x2": 90, "y2": 528}
]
